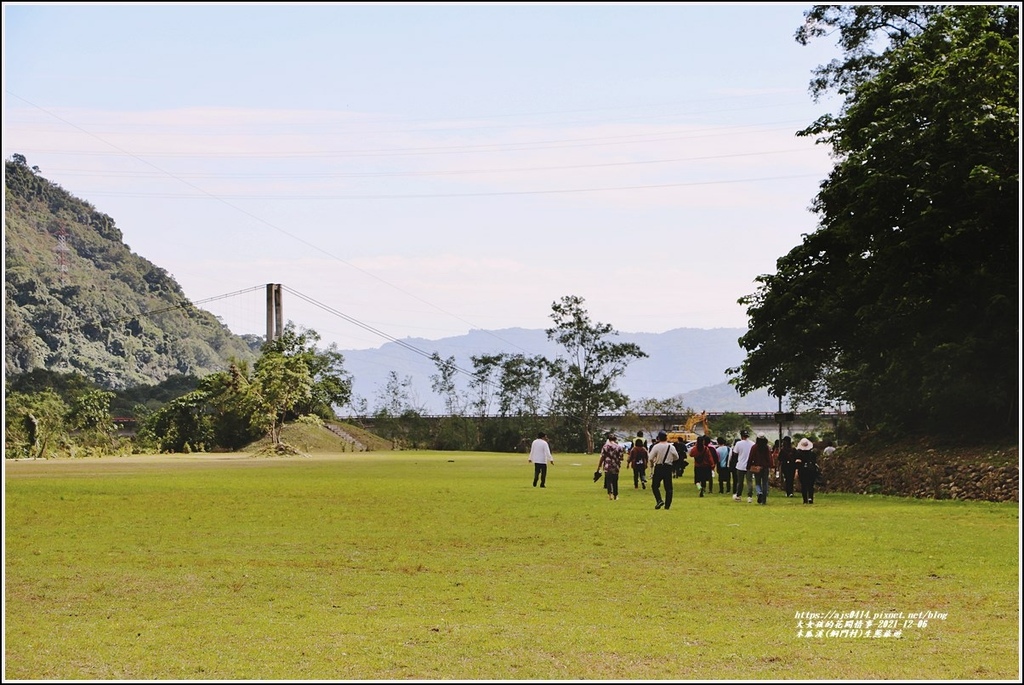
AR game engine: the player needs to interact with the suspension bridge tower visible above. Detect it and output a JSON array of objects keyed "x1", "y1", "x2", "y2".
[{"x1": 266, "y1": 283, "x2": 283, "y2": 343}]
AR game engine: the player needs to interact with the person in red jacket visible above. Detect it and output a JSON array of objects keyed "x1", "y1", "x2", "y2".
[
  {"x1": 689, "y1": 435, "x2": 717, "y2": 498},
  {"x1": 748, "y1": 435, "x2": 773, "y2": 505}
]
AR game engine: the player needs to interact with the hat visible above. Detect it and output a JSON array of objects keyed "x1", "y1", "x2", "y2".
[
  {"x1": 796, "y1": 437, "x2": 814, "y2": 451},
  {"x1": 656, "y1": 430, "x2": 668, "y2": 442},
  {"x1": 740, "y1": 430, "x2": 750, "y2": 438}
]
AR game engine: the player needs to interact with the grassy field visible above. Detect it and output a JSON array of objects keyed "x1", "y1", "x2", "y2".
[{"x1": 4, "y1": 451, "x2": 1020, "y2": 681}]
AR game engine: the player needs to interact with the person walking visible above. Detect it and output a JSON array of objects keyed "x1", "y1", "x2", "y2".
[
  {"x1": 777, "y1": 435, "x2": 798, "y2": 498},
  {"x1": 795, "y1": 437, "x2": 819, "y2": 504},
  {"x1": 598, "y1": 433, "x2": 625, "y2": 500},
  {"x1": 716, "y1": 436, "x2": 732, "y2": 494},
  {"x1": 528, "y1": 431, "x2": 553, "y2": 488},
  {"x1": 672, "y1": 441, "x2": 689, "y2": 480},
  {"x1": 649, "y1": 431, "x2": 680, "y2": 510},
  {"x1": 748, "y1": 435, "x2": 772, "y2": 505},
  {"x1": 690, "y1": 435, "x2": 717, "y2": 498},
  {"x1": 627, "y1": 437, "x2": 649, "y2": 489},
  {"x1": 731, "y1": 430, "x2": 756, "y2": 503}
]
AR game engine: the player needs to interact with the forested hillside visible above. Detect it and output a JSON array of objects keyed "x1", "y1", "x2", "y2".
[{"x1": 4, "y1": 156, "x2": 256, "y2": 389}]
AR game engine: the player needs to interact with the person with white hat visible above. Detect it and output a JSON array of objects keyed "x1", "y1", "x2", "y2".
[{"x1": 794, "y1": 437, "x2": 819, "y2": 504}]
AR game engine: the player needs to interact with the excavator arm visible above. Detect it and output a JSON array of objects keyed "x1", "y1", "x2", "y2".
[{"x1": 664, "y1": 412, "x2": 709, "y2": 445}]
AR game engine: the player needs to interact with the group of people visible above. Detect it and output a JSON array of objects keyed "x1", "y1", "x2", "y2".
[
  {"x1": 774, "y1": 435, "x2": 821, "y2": 502},
  {"x1": 719, "y1": 429, "x2": 820, "y2": 505},
  {"x1": 595, "y1": 430, "x2": 683, "y2": 508},
  {"x1": 531, "y1": 427, "x2": 822, "y2": 507},
  {"x1": 593, "y1": 430, "x2": 704, "y2": 509}
]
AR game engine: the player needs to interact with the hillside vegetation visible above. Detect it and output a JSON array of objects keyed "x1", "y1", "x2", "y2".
[{"x1": 4, "y1": 157, "x2": 255, "y2": 389}]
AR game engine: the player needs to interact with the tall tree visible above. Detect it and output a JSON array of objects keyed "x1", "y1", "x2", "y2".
[
  {"x1": 4, "y1": 389, "x2": 70, "y2": 459},
  {"x1": 429, "y1": 353, "x2": 464, "y2": 416},
  {"x1": 495, "y1": 353, "x2": 548, "y2": 419},
  {"x1": 468, "y1": 353, "x2": 502, "y2": 416},
  {"x1": 546, "y1": 295, "x2": 647, "y2": 453},
  {"x1": 249, "y1": 352, "x2": 313, "y2": 446},
  {"x1": 372, "y1": 371, "x2": 422, "y2": 447},
  {"x1": 138, "y1": 325, "x2": 347, "y2": 452},
  {"x1": 260, "y1": 323, "x2": 352, "y2": 420},
  {"x1": 67, "y1": 389, "x2": 116, "y2": 449},
  {"x1": 731, "y1": 5, "x2": 1018, "y2": 437}
]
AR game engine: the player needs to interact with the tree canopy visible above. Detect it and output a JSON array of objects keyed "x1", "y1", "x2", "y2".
[
  {"x1": 136, "y1": 323, "x2": 353, "y2": 452},
  {"x1": 730, "y1": 5, "x2": 1018, "y2": 437},
  {"x1": 546, "y1": 295, "x2": 647, "y2": 452}
]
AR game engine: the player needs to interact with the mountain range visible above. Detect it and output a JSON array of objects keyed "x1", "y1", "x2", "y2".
[{"x1": 338, "y1": 326, "x2": 780, "y2": 416}]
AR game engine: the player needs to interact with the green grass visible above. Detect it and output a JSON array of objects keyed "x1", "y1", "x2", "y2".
[{"x1": 4, "y1": 451, "x2": 1019, "y2": 680}]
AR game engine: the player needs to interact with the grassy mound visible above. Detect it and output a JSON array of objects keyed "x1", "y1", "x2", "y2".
[
  {"x1": 244, "y1": 421, "x2": 393, "y2": 455},
  {"x1": 327, "y1": 420, "x2": 393, "y2": 451}
]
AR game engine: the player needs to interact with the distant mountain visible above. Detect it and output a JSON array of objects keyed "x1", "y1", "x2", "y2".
[
  {"x1": 339, "y1": 326, "x2": 780, "y2": 415},
  {"x1": 4, "y1": 157, "x2": 256, "y2": 388}
]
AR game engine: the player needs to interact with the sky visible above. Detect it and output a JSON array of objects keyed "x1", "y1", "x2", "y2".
[{"x1": 3, "y1": 2, "x2": 844, "y2": 352}]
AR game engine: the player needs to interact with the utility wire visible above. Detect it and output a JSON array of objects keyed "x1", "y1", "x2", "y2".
[
  {"x1": 284, "y1": 286, "x2": 485, "y2": 381},
  {"x1": 38, "y1": 147, "x2": 817, "y2": 181},
  {"x1": 101, "y1": 285, "x2": 267, "y2": 326},
  {"x1": 75, "y1": 172, "x2": 823, "y2": 201}
]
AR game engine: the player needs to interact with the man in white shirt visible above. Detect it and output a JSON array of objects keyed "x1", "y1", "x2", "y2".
[
  {"x1": 528, "y1": 431, "x2": 553, "y2": 488},
  {"x1": 731, "y1": 430, "x2": 756, "y2": 503}
]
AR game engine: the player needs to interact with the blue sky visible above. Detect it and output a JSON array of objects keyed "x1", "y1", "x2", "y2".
[{"x1": 3, "y1": 2, "x2": 842, "y2": 351}]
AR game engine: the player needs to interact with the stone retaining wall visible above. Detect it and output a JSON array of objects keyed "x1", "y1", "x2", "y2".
[{"x1": 812, "y1": 448, "x2": 1019, "y2": 503}]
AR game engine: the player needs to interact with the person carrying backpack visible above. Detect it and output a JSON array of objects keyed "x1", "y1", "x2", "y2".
[{"x1": 627, "y1": 438, "x2": 649, "y2": 489}]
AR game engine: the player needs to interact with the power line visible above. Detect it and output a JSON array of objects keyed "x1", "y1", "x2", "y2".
[
  {"x1": 283, "y1": 286, "x2": 484, "y2": 381},
  {"x1": 102, "y1": 285, "x2": 266, "y2": 326},
  {"x1": 73, "y1": 172, "x2": 824, "y2": 201},
  {"x1": 193, "y1": 285, "x2": 268, "y2": 306},
  {"x1": 12, "y1": 118, "x2": 811, "y2": 159},
  {"x1": 36, "y1": 147, "x2": 817, "y2": 181}
]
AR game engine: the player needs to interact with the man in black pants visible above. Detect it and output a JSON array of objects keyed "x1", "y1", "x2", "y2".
[
  {"x1": 528, "y1": 431, "x2": 553, "y2": 487},
  {"x1": 648, "y1": 431, "x2": 680, "y2": 510}
]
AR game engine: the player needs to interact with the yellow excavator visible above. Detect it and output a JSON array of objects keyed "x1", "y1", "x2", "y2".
[{"x1": 664, "y1": 411, "x2": 710, "y2": 446}]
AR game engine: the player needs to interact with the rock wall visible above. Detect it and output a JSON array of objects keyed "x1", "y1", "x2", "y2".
[{"x1": 812, "y1": 445, "x2": 1019, "y2": 503}]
